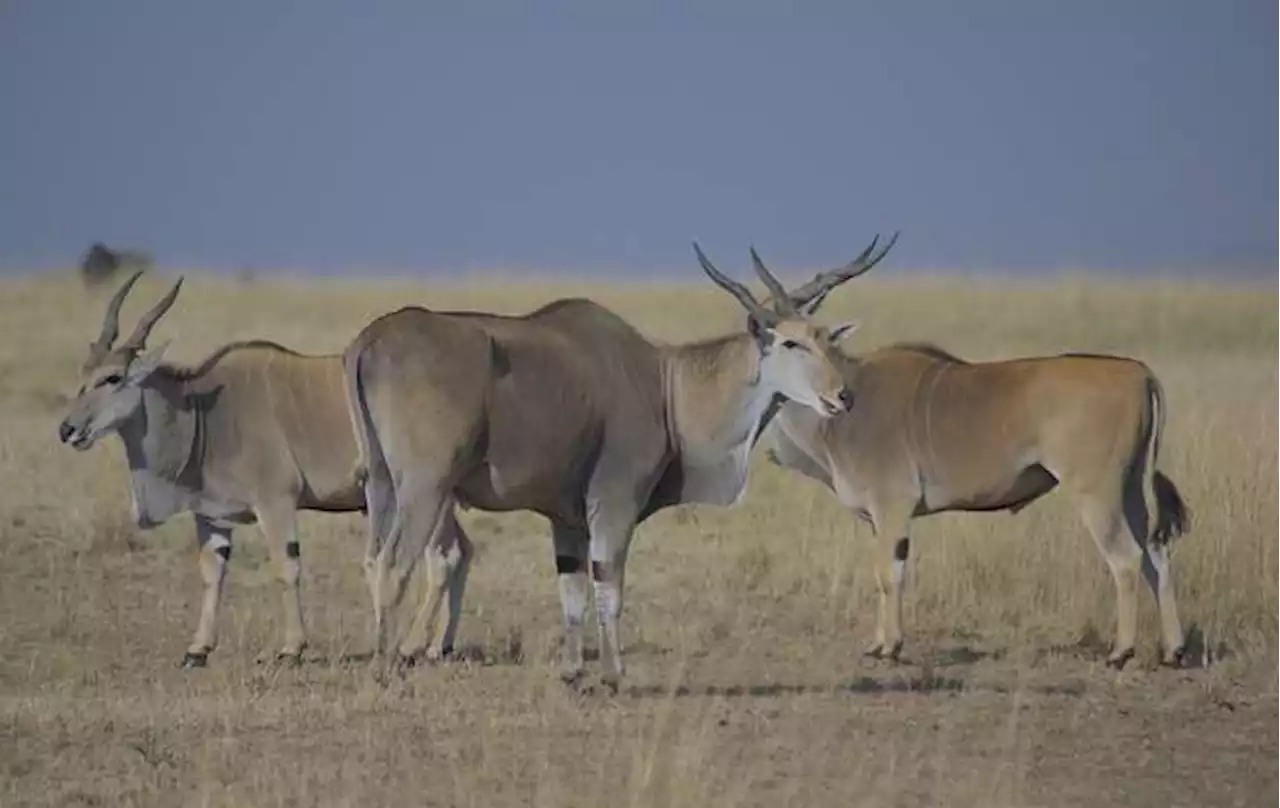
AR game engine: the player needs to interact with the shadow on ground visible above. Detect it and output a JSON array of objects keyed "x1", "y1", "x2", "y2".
[{"x1": 619, "y1": 673, "x2": 1091, "y2": 700}]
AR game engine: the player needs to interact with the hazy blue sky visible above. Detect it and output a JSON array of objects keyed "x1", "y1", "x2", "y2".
[{"x1": 1, "y1": 1, "x2": 1275, "y2": 278}]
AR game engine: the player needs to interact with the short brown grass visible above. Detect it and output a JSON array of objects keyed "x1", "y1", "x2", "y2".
[{"x1": 0, "y1": 271, "x2": 1275, "y2": 807}]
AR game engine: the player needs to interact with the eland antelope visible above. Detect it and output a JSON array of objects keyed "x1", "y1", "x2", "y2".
[
  {"x1": 56, "y1": 272, "x2": 475, "y2": 667},
  {"x1": 341, "y1": 238, "x2": 893, "y2": 688},
  {"x1": 753, "y1": 244, "x2": 1190, "y2": 669}
]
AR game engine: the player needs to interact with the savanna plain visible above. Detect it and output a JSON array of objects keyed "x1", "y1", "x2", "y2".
[{"x1": 0, "y1": 269, "x2": 1275, "y2": 807}]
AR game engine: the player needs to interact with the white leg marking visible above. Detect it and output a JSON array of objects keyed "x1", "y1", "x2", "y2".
[
  {"x1": 587, "y1": 508, "x2": 632, "y2": 688},
  {"x1": 552, "y1": 522, "x2": 590, "y2": 681}
]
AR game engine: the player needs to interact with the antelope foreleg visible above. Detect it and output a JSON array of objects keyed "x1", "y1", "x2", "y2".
[
  {"x1": 865, "y1": 509, "x2": 911, "y2": 663},
  {"x1": 185, "y1": 518, "x2": 232, "y2": 669},
  {"x1": 256, "y1": 505, "x2": 307, "y2": 664}
]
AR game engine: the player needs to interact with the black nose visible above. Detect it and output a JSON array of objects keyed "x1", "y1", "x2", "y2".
[
  {"x1": 838, "y1": 388, "x2": 855, "y2": 411},
  {"x1": 58, "y1": 421, "x2": 74, "y2": 443}
]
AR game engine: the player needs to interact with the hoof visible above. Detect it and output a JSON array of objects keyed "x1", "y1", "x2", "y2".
[
  {"x1": 1160, "y1": 647, "x2": 1186, "y2": 669},
  {"x1": 1105, "y1": 647, "x2": 1135, "y2": 670},
  {"x1": 394, "y1": 647, "x2": 454, "y2": 670},
  {"x1": 393, "y1": 650, "x2": 424, "y2": 670},
  {"x1": 180, "y1": 651, "x2": 208, "y2": 670},
  {"x1": 864, "y1": 641, "x2": 903, "y2": 663},
  {"x1": 599, "y1": 674, "x2": 621, "y2": 696},
  {"x1": 425, "y1": 645, "x2": 455, "y2": 663},
  {"x1": 275, "y1": 650, "x2": 304, "y2": 667},
  {"x1": 560, "y1": 668, "x2": 585, "y2": 689}
]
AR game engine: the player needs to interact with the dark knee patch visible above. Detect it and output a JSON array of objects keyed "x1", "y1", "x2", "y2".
[
  {"x1": 213, "y1": 545, "x2": 232, "y2": 562},
  {"x1": 285, "y1": 541, "x2": 301, "y2": 559},
  {"x1": 591, "y1": 561, "x2": 611, "y2": 582},
  {"x1": 555, "y1": 554, "x2": 584, "y2": 575},
  {"x1": 893, "y1": 538, "x2": 910, "y2": 562}
]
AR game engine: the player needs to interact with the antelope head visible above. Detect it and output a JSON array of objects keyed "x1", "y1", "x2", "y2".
[
  {"x1": 58, "y1": 271, "x2": 184, "y2": 450},
  {"x1": 693, "y1": 242, "x2": 853, "y2": 417}
]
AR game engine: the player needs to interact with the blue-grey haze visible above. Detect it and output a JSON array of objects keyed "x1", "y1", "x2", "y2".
[{"x1": 1, "y1": 1, "x2": 1275, "y2": 279}]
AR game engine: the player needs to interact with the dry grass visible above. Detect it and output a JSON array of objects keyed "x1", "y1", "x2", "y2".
[{"x1": 0, "y1": 271, "x2": 1275, "y2": 807}]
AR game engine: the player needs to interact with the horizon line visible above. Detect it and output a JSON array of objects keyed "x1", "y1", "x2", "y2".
[{"x1": 5, "y1": 261, "x2": 1276, "y2": 287}]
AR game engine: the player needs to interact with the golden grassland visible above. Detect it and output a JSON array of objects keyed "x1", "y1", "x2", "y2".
[{"x1": 0, "y1": 270, "x2": 1275, "y2": 807}]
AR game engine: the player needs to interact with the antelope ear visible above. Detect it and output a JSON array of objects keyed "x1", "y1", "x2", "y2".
[
  {"x1": 829, "y1": 321, "x2": 860, "y2": 344},
  {"x1": 126, "y1": 341, "x2": 170, "y2": 384}
]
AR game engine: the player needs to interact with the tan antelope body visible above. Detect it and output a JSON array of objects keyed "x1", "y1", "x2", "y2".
[
  {"x1": 342, "y1": 240, "x2": 892, "y2": 687},
  {"x1": 756, "y1": 253, "x2": 1190, "y2": 669},
  {"x1": 55, "y1": 272, "x2": 471, "y2": 668}
]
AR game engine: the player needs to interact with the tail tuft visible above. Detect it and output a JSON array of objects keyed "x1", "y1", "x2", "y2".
[
  {"x1": 1146, "y1": 375, "x2": 1188, "y2": 546},
  {"x1": 1152, "y1": 471, "x2": 1190, "y2": 545}
]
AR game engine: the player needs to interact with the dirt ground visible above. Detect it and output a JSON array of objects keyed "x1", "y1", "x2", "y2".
[{"x1": 0, "y1": 274, "x2": 1274, "y2": 806}]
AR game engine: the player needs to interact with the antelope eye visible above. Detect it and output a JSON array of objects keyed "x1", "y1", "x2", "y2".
[
  {"x1": 780, "y1": 339, "x2": 799, "y2": 349},
  {"x1": 99, "y1": 373, "x2": 123, "y2": 387}
]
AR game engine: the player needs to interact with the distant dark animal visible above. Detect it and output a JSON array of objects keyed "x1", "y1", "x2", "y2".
[{"x1": 79, "y1": 242, "x2": 154, "y2": 289}]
